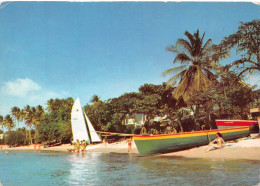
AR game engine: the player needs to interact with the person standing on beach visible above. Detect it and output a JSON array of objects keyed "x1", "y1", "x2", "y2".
[
  {"x1": 127, "y1": 137, "x2": 133, "y2": 153},
  {"x1": 140, "y1": 126, "x2": 147, "y2": 135},
  {"x1": 81, "y1": 140, "x2": 87, "y2": 153},
  {"x1": 75, "y1": 139, "x2": 81, "y2": 153},
  {"x1": 205, "y1": 132, "x2": 225, "y2": 152}
]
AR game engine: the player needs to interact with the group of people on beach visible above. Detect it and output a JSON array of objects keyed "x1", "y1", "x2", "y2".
[
  {"x1": 73, "y1": 139, "x2": 87, "y2": 153},
  {"x1": 68, "y1": 132, "x2": 225, "y2": 154}
]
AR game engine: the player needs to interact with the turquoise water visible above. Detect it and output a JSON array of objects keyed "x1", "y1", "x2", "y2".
[{"x1": 0, "y1": 151, "x2": 259, "y2": 186}]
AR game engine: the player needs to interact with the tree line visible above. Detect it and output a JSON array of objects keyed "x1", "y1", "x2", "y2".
[{"x1": 0, "y1": 20, "x2": 259, "y2": 146}]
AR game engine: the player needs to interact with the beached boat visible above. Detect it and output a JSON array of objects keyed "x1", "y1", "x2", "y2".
[
  {"x1": 133, "y1": 127, "x2": 249, "y2": 156},
  {"x1": 216, "y1": 119, "x2": 259, "y2": 133},
  {"x1": 71, "y1": 98, "x2": 102, "y2": 144}
]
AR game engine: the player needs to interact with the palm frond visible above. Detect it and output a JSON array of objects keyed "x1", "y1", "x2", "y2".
[
  {"x1": 165, "y1": 71, "x2": 184, "y2": 86},
  {"x1": 162, "y1": 65, "x2": 187, "y2": 76},
  {"x1": 202, "y1": 68, "x2": 215, "y2": 79},
  {"x1": 166, "y1": 46, "x2": 179, "y2": 53},
  {"x1": 176, "y1": 39, "x2": 192, "y2": 53},
  {"x1": 166, "y1": 29, "x2": 217, "y2": 102},
  {"x1": 173, "y1": 53, "x2": 192, "y2": 64},
  {"x1": 201, "y1": 31, "x2": 205, "y2": 41},
  {"x1": 201, "y1": 39, "x2": 212, "y2": 56},
  {"x1": 184, "y1": 31, "x2": 194, "y2": 45}
]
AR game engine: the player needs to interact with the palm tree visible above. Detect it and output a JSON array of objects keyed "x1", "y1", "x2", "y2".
[
  {"x1": 4, "y1": 115, "x2": 15, "y2": 131},
  {"x1": 163, "y1": 30, "x2": 217, "y2": 102},
  {"x1": 90, "y1": 95, "x2": 100, "y2": 104},
  {"x1": 46, "y1": 98, "x2": 55, "y2": 113},
  {"x1": 36, "y1": 105, "x2": 45, "y2": 120},
  {"x1": 33, "y1": 105, "x2": 45, "y2": 141},
  {"x1": 21, "y1": 105, "x2": 34, "y2": 144},
  {"x1": 21, "y1": 105, "x2": 45, "y2": 144},
  {"x1": 0, "y1": 115, "x2": 4, "y2": 130},
  {"x1": 11, "y1": 107, "x2": 22, "y2": 129}
]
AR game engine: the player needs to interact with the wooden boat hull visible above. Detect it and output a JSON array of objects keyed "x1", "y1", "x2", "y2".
[
  {"x1": 216, "y1": 120, "x2": 259, "y2": 133},
  {"x1": 133, "y1": 127, "x2": 249, "y2": 156}
]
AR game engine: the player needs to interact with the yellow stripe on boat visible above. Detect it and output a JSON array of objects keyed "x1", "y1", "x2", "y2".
[{"x1": 133, "y1": 126, "x2": 249, "y2": 156}]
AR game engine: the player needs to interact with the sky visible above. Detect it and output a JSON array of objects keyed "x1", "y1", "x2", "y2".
[{"x1": 0, "y1": 1, "x2": 259, "y2": 118}]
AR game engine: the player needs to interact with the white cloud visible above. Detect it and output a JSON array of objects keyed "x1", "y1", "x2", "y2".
[
  {"x1": 0, "y1": 78, "x2": 70, "y2": 116},
  {"x1": 1, "y1": 78, "x2": 41, "y2": 97}
]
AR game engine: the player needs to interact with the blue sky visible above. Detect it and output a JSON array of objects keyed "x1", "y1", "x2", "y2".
[{"x1": 0, "y1": 2, "x2": 259, "y2": 117}]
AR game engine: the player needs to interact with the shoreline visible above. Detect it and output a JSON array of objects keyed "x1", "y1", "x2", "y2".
[{"x1": 1, "y1": 138, "x2": 260, "y2": 161}]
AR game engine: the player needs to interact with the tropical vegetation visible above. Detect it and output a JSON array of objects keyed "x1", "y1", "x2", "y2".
[
  {"x1": 163, "y1": 30, "x2": 220, "y2": 102},
  {"x1": 0, "y1": 20, "x2": 259, "y2": 146}
]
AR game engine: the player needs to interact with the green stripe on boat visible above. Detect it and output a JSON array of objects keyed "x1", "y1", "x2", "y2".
[{"x1": 133, "y1": 127, "x2": 249, "y2": 156}]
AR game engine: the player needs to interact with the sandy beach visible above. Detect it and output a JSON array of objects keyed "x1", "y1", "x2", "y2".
[{"x1": 2, "y1": 137, "x2": 260, "y2": 161}]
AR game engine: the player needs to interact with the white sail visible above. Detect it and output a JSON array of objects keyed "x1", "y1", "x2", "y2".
[
  {"x1": 71, "y1": 98, "x2": 90, "y2": 143},
  {"x1": 84, "y1": 112, "x2": 102, "y2": 143}
]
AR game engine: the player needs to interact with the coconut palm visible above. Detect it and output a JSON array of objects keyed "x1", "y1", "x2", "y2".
[
  {"x1": 4, "y1": 115, "x2": 15, "y2": 131},
  {"x1": 11, "y1": 107, "x2": 22, "y2": 129},
  {"x1": 36, "y1": 105, "x2": 44, "y2": 118},
  {"x1": 33, "y1": 106, "x2": 44, "y2": 131},
  {"x1": 33, "y1": 105, "x2": 45, "y2": 141},
  {"x1": 90, "y1": 95, "x2": 101, "y2": 104},
  {"x1": 163, "y1": 30, "x2": 217, "y2": 102},
  {"x1": 21, "y1": 105, "x2": 45, "y2": 144},
  {"x1": 21, "y1": 105, "x2": 34, "y2": 144},
  {"x1": 46, "y1": 98, "x2": 55, "y2": 113},
  {"x1": 0, "y1": 115, "x2": 4, "y2": 130}
]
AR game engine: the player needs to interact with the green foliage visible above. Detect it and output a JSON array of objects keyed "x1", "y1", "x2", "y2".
[
  {"x1": 11, "y1": 107, "x2": 22, "y2": 128},
  {"x1": 84, "y1": 84, "x2": 178, "y2": 134},
  {"x1": 4, "y1": 129, "x2": 29, "y2": 147},
  {"x1": 188, "y1": 71, "x2": 258, "y2": 128},
  {"x1": 90, "y1": 95, "x2": 101, "y2": 104},
  {"x1": 36, "y1": 98, "x2": 73, "y2": 144},
  {"x1": 84, "y1": 101, "x2": 110, "y2": 131},
  {"x1": 220, "y1": 20, "x2": 260, "y2": 77},
  {"x1": 149, "y1": 128, "x2": 159, "y2": 135},
  {"x1": 4, "y1": 21, "x2": 259, "y2": 139},
  {"x1": 171, "y1": 108, "x2": 195, "y2": 132},
  {"x1": 0, "y1": 115, "x2": 3, "y2": 130},
  {"x1": 37, "y1": 113, "x2": 72, "y2": 144},
  {"x1": 138, "y1": 83, "x2": 177, "y2": 115},
  {"x1": 4, "y1": 115, "x2": 15, "y2": 131},
  {"x1": 46, "y1": 97, "x2": 74, "y2": 119},
  {"x1": 164, "y1": 30, "x2": 219, "y2": 102}
]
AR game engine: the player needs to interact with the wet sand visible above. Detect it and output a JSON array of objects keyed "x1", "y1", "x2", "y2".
[{"x1": 2, "y1": 138, "x2": 260, "y2": 160}]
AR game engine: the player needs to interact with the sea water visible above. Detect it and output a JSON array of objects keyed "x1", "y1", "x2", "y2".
[{"x1": 0, "y1": 151, "x2": 259, "y2": 186}]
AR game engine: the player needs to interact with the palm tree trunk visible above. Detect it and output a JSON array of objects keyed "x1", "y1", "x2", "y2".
[
  {"x1": 29, "y1": 129, "x2": 32, "y2": 145},
  {"x1": 25, "y1": 128, "x2": 28, "y2": 139},
  {"x1": 207, "y1": 110, "x2": 212, "y2": 130},
  {"x1": 178, "y1": 120, "x2": 184, "y2": 132},
  {"x1": 194, "y1": 104, "x2": 200, "y2": 127},
  {"x1": 218, "y1": 102, "x2": 222, "y2": 116}
]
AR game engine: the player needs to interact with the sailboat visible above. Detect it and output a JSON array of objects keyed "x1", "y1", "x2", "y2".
[{"x1": 71, "y1": 98, "x2": 102, "y2": 144}]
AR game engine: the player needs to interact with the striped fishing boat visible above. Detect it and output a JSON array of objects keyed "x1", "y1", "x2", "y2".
[{"x1": 133, "y1": 127, "x2": 249, "y2": 156}]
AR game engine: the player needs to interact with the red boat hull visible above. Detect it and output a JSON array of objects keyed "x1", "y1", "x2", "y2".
[
  {"x1": 215, "y1": 120, "x2": 258, "y2": 126},
  {"x1": 216, "y1": 120, "x2": 259, "y2": 133}
]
